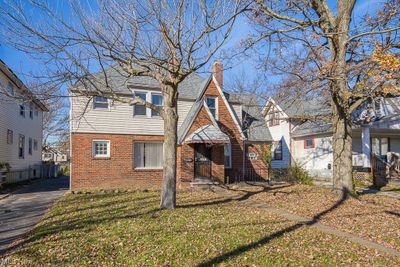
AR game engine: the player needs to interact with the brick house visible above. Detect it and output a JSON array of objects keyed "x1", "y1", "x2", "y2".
[{"x1": 70, "y1": 62, "x2": 272, "y2": 190}]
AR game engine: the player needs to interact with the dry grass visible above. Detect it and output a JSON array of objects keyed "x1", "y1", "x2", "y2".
[{"x1": 3, "y1": 186, "x2": 400, "y2": 266}]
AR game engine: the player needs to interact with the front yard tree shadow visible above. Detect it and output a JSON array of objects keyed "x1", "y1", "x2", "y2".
[{"x1": 197, "y1": 189, "x2": 350, "y2": 267}]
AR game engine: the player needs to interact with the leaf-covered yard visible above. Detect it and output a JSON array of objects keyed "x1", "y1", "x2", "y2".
[{"x1": 3, "y1": 184, "x2": 400, "y2": 266}]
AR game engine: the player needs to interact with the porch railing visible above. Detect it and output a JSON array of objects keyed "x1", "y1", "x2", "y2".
[{"x1": 371, "y1": 153, "x2": 400, "y2": 185}]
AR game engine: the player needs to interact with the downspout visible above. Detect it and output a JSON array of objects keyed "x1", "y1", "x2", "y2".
[{"x1": 242, "y1": 140, "x2": 246, "y2": 182}]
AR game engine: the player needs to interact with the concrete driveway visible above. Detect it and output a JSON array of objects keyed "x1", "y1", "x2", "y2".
[{"x1": 0, "y1": 176, "x2": 69, "y2": 255}]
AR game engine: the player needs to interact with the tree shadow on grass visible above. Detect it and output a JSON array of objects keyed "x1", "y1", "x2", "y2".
[
  {"x1": 177, "y1": 184, "x2": 293, "y2": 209},
  {"x1": 197, "y1": 189, "x2": 350, "y2": 267}
]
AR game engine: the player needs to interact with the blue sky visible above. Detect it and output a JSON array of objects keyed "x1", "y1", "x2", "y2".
[{"x1": 0, "y1": 0, "x2": 381, "y2": 96}]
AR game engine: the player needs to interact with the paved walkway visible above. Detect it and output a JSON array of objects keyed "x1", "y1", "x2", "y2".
[
  {"x1": 0, "y1": 176, "x2": 69, "y2": 255},
  {"x1": 215, "y1": 188, "x2": 400, "y2": 258}
]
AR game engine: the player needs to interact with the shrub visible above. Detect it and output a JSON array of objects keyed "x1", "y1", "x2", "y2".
[
  {"x1": 0, "y1": 162, "x2": 11, "y2": 172},
  {"x1": 288, "y1": 165, "x2": 313, "y2": 185}
]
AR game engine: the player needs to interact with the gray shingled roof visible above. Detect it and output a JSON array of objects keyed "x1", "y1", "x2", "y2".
[
  {"x1": 73, "y1": 65, "x2": 272, "y2": 143},
  {"x1": 72, "y1": 65, "x2": 206, "y2": 100},
  {"x1": 183, "y1": 124, "x2": 230, "y2": 144},
  {"x1": 230, "y1": 93, "x2": 273, "y2": 142},
  {"x1": 291, "y1": 120, "x2": 333, "y2": 137},
  {"x1": 275, "y1": 96, "x2": 330, "y2": 118}
]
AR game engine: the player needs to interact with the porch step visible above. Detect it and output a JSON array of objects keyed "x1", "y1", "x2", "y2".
[{"x1": 190, "y1": 178, "x2": 220, "y2": 187}]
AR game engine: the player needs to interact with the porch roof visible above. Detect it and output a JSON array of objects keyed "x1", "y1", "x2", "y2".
[{"x1": 183, "y1": 124, "x2": 230, "y2": 144}]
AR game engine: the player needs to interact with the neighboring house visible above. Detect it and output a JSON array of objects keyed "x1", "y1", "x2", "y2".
[
  {"x1": 0, "y1": 59, "x2": 48, "y2": 181},
  {"x1": 42, "y1": 146, "x2": 69, "y2": 163},
  {"x1": 69, "y1": 62, "x2": 272, "y2": 190},
  {"x1": 264, "y1": 95, "x2": 400, "y2": 184}
]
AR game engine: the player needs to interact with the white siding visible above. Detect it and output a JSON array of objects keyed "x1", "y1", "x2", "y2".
[
  {"x1": 266, "y1": 109, "x2": 291, "y2": 169},
  {"x1": 71, "y1": 94, "x2": 195, "y2": 135},
  {"x1": 292, "y1": 135, "x2": 333, "y2": 178},
  {"x1": 0, "y1": 72, "x2": 43, "y2": 171}
]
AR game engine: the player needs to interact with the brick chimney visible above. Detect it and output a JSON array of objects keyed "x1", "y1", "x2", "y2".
[{"x1": 212, "y1": 61, "x2": 223, "y2": 88}]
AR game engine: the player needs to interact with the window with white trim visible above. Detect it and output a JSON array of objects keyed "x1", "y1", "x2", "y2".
[
  {"x1": 7, "y1": 129, "x2": 13, "y2": 144},
  {"x1": 134, "y1": 142, "x2": 163, "y2": 169},
  {"x1": 92, "y1": 140, "x2": 110, "y2": 158},
  {"x1": 224, "y1": 144, "x2": 232, "y2": 168},
  {"x1": 273, "y1": 140, "x2": 282, "y2": 160},
  {"x1": 206, "y1": 96, "x2": 218, "y2": 119},
  {"x1": 18, "y1": 134, "x2": 25, "y2": 159},
  {"x1": 133, "y1": 92, "x2": 147, "y2": 116},
  {"x1": 93, "y1": 96, "x2": 109, "y2": 109},
  {"x1": 151, "y1": 93, "x2": 163, "y2": 117}
]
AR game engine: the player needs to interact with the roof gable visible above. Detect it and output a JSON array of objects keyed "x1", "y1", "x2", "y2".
[{"x1": 178, "y1": 75, "x2": 245, "y2": 144}]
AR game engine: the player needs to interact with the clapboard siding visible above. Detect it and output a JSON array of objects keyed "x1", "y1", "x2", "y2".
[
  {"x1": 71, "y1": 95, "x2": 195, "y2": 135},
  {"x1": 267, "y1": 112, "x2": 291, "y2": 169},
  {"x1": 0, "y1": 71, "x2": 43, "y2": 171}
]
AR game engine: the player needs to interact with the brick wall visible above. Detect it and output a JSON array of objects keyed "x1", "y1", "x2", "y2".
[
  {"x1": 71, "y1": 133, "x2": 164, "y2": 190},
  {"x1": 71, "y1": 79, "x2": 269, "y2": 190}
]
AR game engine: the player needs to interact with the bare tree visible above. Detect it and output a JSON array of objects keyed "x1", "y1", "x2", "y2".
[
  {"x1": 0, "y1": 0, "x2": 246, "y2": 209},
  {"x1": 246, "y1": 0, "x2": 400, "y2": 192},
  {"x1": 29, "y1": 83, "x2": 69, "y2": 148}
]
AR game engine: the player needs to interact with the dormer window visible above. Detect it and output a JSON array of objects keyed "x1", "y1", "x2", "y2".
[
  {"x1": 93, "y1": 96, "x2": 109, "y2": 109},
  {"x1": 151, "y1": 93, "x2": 163, "y2": 117},
  {"x1": 133, "y1": 92, "x2": 147, "y2": 116},
  {"x1": 206, "y1": 96, "x2": 218, "y2": 119}
]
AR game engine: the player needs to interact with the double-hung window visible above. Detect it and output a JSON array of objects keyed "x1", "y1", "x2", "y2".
[
  {"x1": 93, "y1": 96, "x2": 109, "y2": 109},
  {"x1": 134, "y1": 142, "x2": 163, "y2": 169},
  {"x1": 7, "y1": 129, "x2": 13, "y2": 144},
  {"x1": 92, "y1": 140, "x2": 110, "y2": 158},
  {"x1": 151, "y1": 93, "x2": 163, "y2": 117},
  {"x1": 224, "y1": 144, "x2": 232, "y2": 168},
  {"x1": 33, "y1": 139, "x2": 38, "y2": 150},
  {"x1": 29, "y1": 104, "x2": 33, "y2": 119},
  {"x1": 206, "y1": 96, "x2": 218, "y2": 119},
  {"x1": 19, "y1": 104, "x2": 25, "y2": 117},
  {"x1": 18, "y1": 134, "x2": 25, "y2": 159},
  {"x1": 133, "y1": 92, "x2": 147, "y2": 116},
  {"x1": 273, "y1": 140, "x2": 282, "y2": 160},
  {"x1": 28, "y1": 138, "x2": 33, "y2": 155}
]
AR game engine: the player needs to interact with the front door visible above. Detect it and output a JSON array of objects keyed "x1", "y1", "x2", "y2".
[{"x1": 194, "y1": 144, "x2": 211, "y2": 179}]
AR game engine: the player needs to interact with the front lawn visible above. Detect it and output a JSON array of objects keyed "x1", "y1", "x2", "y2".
[{"x1": 4, "y1": 186, "x2": 400, "y2": 266}]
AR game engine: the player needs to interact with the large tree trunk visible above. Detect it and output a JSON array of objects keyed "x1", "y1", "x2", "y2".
[
  {"x1": 160, "y1": 86, "x2": 178, "y2": 209},
  {"x1": 332, "y1": 102, "x2": 354, "y2": 193}
]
